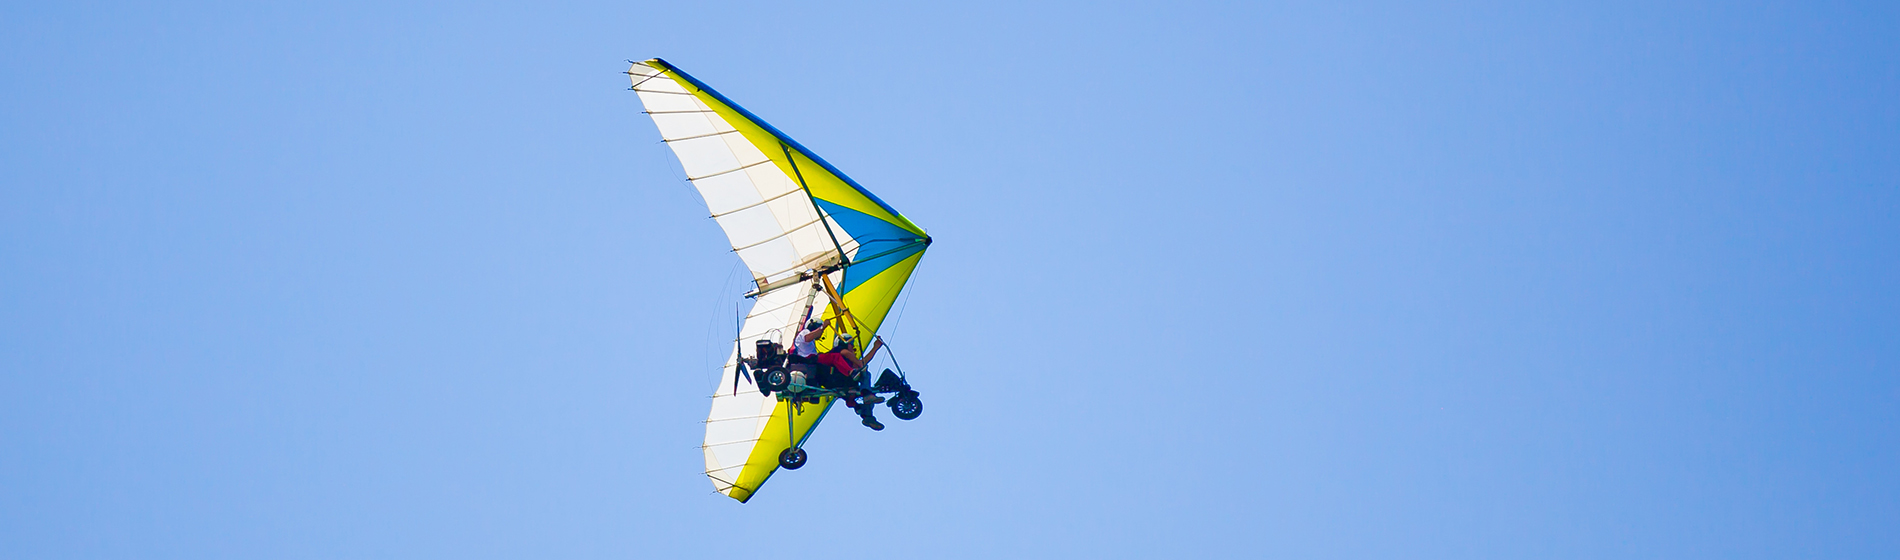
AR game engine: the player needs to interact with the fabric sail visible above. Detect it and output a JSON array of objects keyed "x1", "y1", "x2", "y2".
[{"x1": 629, "y1": 59, "x2": 930, "y2": 502}]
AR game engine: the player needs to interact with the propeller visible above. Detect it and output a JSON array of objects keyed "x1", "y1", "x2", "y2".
[{"x1": 732, "y1": 303, "x2": 751, "y2": 396}]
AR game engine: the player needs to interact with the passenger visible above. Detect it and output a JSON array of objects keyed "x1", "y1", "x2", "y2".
[{"x1": 787, "y1": 320, "x2": 824, "y2": 364}]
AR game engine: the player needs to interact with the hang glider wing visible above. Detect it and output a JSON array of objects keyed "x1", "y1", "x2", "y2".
[{"x1": 630, "y1": 58, "x2": 930, "y2": 502}]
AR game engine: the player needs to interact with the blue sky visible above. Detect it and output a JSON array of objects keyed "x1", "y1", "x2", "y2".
[{"x1": 3, "y1": 1, "x2": 1896, "y2": 558}]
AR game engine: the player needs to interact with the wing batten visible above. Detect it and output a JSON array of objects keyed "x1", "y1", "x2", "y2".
[
  {"x1": 689, "y1": 159, "x2": 773, "y2": 182},
  {"x1": 644, "y1": 60, "x2": 919, "y2": 231}
]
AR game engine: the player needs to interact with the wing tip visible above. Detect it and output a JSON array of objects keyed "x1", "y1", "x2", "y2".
[{"x1": 729, "y1": 486, "x2": 757, "y2": 503}]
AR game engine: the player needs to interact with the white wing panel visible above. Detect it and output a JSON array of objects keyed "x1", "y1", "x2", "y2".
[
  {"x1": 696, "y1": 171, "x2": 779, "y2": 215},
  {"x1": 648, "y1": 112, "x2": 722, "y2": 138},
  {"x1": 668, "y1": 136, "x2": 747, "y2": 179},
  {"x1": 714, "y1": 205, "x2": 795, "y2": 248},
  {"x1": 631, "y1": 61, "x2": 840, "y2": 289},
  {"x1": 701, "y1": 282, "x2": 814, "y2": 493}
]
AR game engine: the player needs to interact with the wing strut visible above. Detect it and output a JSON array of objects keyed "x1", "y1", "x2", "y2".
[{"x1": 817, "y1": 273, "x2": 867, "y2": 341}]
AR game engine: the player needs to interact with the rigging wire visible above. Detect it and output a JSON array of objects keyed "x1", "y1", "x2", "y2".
[
  {"x1": 885, "y1": 259, "x2": 925, "y2": 339},
  {"x1": 635, "y1": 122, "x2": 738, "y2": 396},
  {"x1": 701, "y1": 258, "x2": 744, "y2": 393}
]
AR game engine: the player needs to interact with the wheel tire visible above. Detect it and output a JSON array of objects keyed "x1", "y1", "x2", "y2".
[
  {"x1": 759, "y1": 369, "x2": 789, "y2": 394},
  {"x1": 889, "y1": 394, "x2": 922, "y2": 421},
  {"x1": 778, "y1": 448, "x2": 807, "y2": 470}
]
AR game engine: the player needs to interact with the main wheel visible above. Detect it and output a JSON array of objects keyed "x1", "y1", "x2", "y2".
[
  {"x1": 889, "y1": 394, "x2": 922, "y2": 420},
  {"x1": 759, "y1": 369, "x2": 789, "y2": 394},
  {"x1": 778, "y1": 447, "x2": 807, "y2": 470}
]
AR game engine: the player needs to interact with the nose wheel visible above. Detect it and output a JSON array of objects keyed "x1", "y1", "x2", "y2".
[{"x1": 889, "y1": 392, "x2": 922, "y2": 420}]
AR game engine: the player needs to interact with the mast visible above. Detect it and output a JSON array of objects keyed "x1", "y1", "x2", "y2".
[{"x1": 783, "y1": 142, "x2": 852, "y2": 268}]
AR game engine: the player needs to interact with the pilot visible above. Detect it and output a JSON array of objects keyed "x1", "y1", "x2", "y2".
[{"x1": 818, "y1": 333, "x2": 887, "y2": 431}]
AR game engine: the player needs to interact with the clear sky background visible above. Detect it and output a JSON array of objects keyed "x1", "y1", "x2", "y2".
[{"x1": 3, "y1": 1, "x2": 1897, "y2": 558}]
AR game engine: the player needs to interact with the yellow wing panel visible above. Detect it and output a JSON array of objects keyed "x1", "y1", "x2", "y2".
[{"x1": 724, "y1": 397, "x2": 835, "y2": 503}]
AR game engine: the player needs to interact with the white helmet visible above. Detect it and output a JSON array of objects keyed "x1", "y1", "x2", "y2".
[{"x1": 836, "y1": 333, "x2": 856, "y2": 346}]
